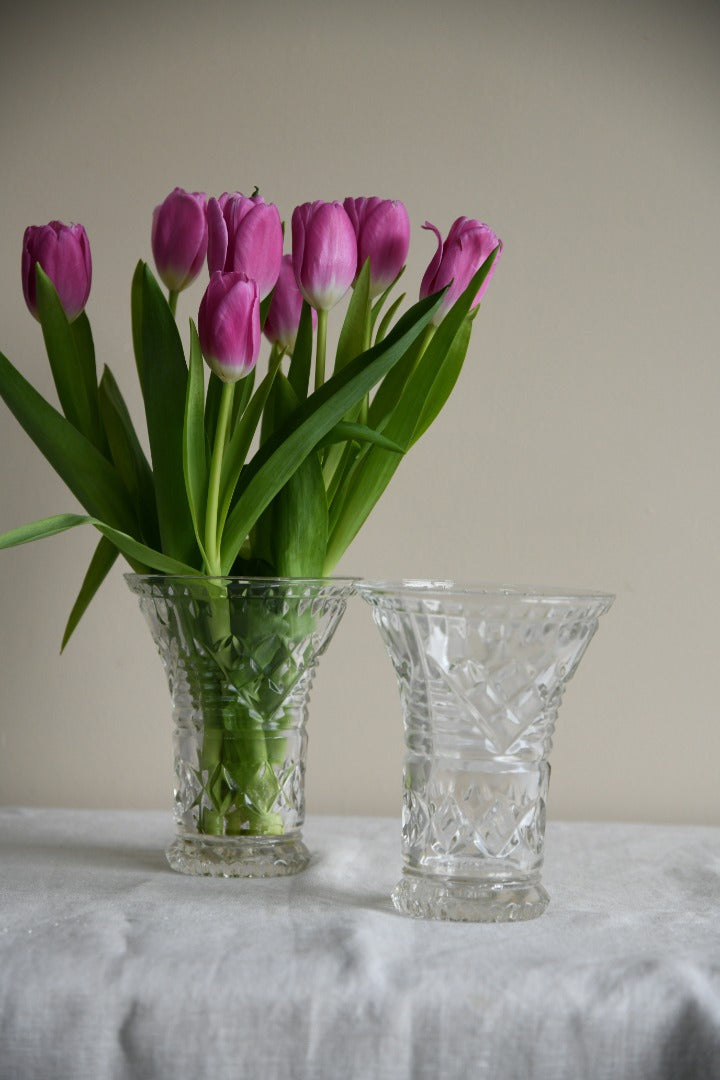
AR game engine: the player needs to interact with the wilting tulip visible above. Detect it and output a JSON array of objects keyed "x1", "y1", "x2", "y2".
[
  {"x1": 264, "y1": 255, "x2": 316, "y2": 353},
  {"x1": 420, "y1": 217, "x2": 502, "y2": 324},
  {"x1": 22, "y1": 221, "x2": 92, "y2": 323},
  {"x1": 207, "y1": 193, "x2": 282, "y2": 301},
  {"x1": 291, "y1": 201, "x2": 357, "y2": 311},
  {"x1": 343, "y1": 197, "x2": 410, "y2": 297},
  {"x1": 151, "y1": 187, "x2": 208, "y2": 293},
  {"x1": 198, "y1": 271, "x2": 260, "y2": 383}
]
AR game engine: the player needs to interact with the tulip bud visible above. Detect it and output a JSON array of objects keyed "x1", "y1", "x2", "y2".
[
  {"x1": 151, "y1": 187, "x2": 208, "y2": 293},
  {"x1": 291, "y1": 201, "x2": 357, "y2": 311},
  {"x1": 207, "y1": 193, "x2": 283, "y2": 301},
  {"x1": 263, "y1": 255, "x2": 317, "y2": 353},
  {"x1": 343, "y1": 197, "x2": 410, "y2": 298},
  {"x1": 22, "y1": 221, "x2": 92, "y2": 323},
  {"x1": 420, "y1": 217, "x2": 502, "y2": 324},
  {"x1": 198, "y1": 271, "x2": 260, "y2": 383}
]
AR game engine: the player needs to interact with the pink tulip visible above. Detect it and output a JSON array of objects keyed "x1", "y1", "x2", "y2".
[
  {"x1": 291, "y1": 201, "x2": 357, "y2": 311},
  {"x1": 207, "y1": 193, "x2": 282, "y2": 301},
  {"x1": 22, "y1": 221, "x2": 92, "y2": 323},
  {"x1": 420, "y1": 217, "x2": 502, "y2": 324},
  {"x1": 263, "y1": 255, "x2": 317, "y2": 353},
  {"x1": 198, "y1": 271, "x2": 260, "y2": 383},
  {"x1": 151, "y1": 187, "x2": 208, "y2": 293},
  {"x1": 343, "y1": 197, "x2": 410, "y2": 297}
]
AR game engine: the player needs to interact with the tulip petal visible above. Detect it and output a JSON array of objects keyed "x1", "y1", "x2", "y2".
[
  {"x1": 151, "y1": 188, "x2": 207, "y2": 293},
  {"x1": 344, "y1": 198, "x2": 410, "y2": 298},
  {"x1": 22, "y1": 221, "x2": 92, "y2": 322},
  {"x1": 419, "y1": 221, "x2": 444, "y2": 302},
  {"x1": 198, "y1": 272, "x2": 260, "y2": 383},
  {"x1": 228, "y1": 202, "x2": 283, "y2": 300},
  {"x1": 292, "y1": 201, "x2": 356, "y2": 311},
  {"x1": 207, "y1": 197, "x2": 229, "y2": 276}
]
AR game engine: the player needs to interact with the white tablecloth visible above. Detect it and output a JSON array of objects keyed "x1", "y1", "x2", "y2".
[{"x1": 1, "y1": 808, "x2": 719, "y2": 1079}]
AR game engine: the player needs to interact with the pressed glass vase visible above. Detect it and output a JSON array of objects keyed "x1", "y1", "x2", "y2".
[
  {"x1": 127, "y1": 575, "x2": 354, "y2": 877},
  {"x1": 358, "y1": 581, "x2": 614, "y2": 922}
]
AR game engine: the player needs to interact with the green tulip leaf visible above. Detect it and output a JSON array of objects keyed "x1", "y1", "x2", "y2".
[
  {"x1": 410, "y1": 314, "x2": 472, "y2": 447},
  {"x1": 324, "y1": 253, "x2": 497, "y2": 571},
  {"x1": 316, "y1": 421, "x2": 403, "y2": 454},
  {"x1": 183, "y1": 321, "x2": 208, "y2": 562},
  {"x1": 204, "y1": 371, "x2": 223, "y2": 451},
  {"x1": 320, "y1": 261, "x2": 384, "y2": 497},
  {"x1": 219, "y1": 288, "x2": 443, "y2": 572},
  {"x1": 231, "y1": 368, "x2": 255, "y2": 431},
  {"x1": 269, "y1": 373, "x2": 328, "y2": 577},
  {"x1": 374, "y1": 292, "x2": 406, "y2": 345},
  {"x1": 367, "y1": 328, "x2": 427, "y2": 434},
  {"x1": 370, "y1": 266, "x2": 405, "y2": 334},
  {"x1": 218, "y1": 352, "x2": 283, "y2": 532},
  {"x1": 35, "y1": 268, "x2": 105, "y2": 452},
  {"x1": 287, "y1": 302, "x2": 314, "y2": 400},
  {"x1": 72, "y1": 311, "x2": 108, "y2": 455},
  {"x1": 334, "y1": 259, "x2": 371, "y2": 373},
  {"x1": 98, "y1": 366, "x2": 159, "y2": 548},
  {"x1": 134, "y1": 262, "x2": 197, "y2": 566},
  {"x1": 0, "y1": 512, "x2": 198, "y2": 575},
  {"x1": 326, "y1": 440, "x2": 362, "y2": 522},
  {"x1": 61, "y1": 536, "x2": 119, "y2": 652},
  {"x1": 0, "y1": 349, "x2": 137, "y2": 532},
  {"x1": 130, "y1": 261, "x2": 145, "y2": 391}
]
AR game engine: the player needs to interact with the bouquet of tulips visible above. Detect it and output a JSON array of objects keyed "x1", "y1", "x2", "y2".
[
  {"x1": 0, "y1": 191, "x2": 500, "y2": 841},
  {"x1": 0, "y1": 190, "x2": 501, "y2": 644}
]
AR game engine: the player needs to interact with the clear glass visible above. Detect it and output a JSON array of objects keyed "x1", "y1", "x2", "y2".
[
  {"x1": 127, "y1": 575, "x2": 355, "y2": 877},
  {"x1": 358, "y1": 581, "x2": 614, "y2": 922}
]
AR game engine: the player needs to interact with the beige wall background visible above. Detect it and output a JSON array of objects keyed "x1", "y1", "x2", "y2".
[{"x1": 1, "y1": 0, "x2": 718, "y2": 824}]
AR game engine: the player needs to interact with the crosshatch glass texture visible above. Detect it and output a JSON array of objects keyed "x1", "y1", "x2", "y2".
[
  {"x1": 359, "y1": 582, "x2": 614, "y2": 921},
  {"x1": 127, "y1": 575, "x2": 355, "y2": 877}
]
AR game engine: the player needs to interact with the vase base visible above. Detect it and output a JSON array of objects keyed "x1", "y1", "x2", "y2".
[
  {"x1": 166, "y1": 833, "x2": 311, "y2": 878},
  {"x1": 391, "y1": 873, "x2": 550, "y2": 922}
]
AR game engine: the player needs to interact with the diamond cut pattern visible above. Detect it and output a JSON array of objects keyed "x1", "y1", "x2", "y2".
[
  {"x1": 361, "y1": 585, "x2": 612, "y2": 881},
  {"x1": 130, "y1": 578, "x2": 353, "y2": 837}
]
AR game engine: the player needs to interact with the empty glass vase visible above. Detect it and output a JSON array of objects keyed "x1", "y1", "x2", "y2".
[
  {"x1": 358, "y1": 581, "x2": 614, "y2": 922},
  {"x1": 127, "y1": 575, "x2": 354, "y2": 877}
]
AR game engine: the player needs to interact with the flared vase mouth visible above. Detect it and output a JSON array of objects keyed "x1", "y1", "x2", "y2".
[
  {"x1": 125, "y1": 574, "x2": 358, "y2": 599},
  {"x1": 356, "y1": 579, "x2": 615, "y2": 608},
  {"x1": 125, "y1": 573, "x2": 358, "y2": 588}
]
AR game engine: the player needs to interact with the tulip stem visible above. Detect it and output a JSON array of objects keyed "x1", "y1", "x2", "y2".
[
  {"x1": 205, "y1": 380, "x2": 235, "y2": 575},
  {"x1": 168, "y1": 289, "x2": 179, "y2": 318},
  {"x1": 359, "y1": 299, "x2": 372, "y2": 425},
  {"x1": 315, "y1": 309, "x2": 328, "y2": 392}
]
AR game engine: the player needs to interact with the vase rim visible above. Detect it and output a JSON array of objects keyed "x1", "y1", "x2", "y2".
[
  {"x1": 356, "y1": 579, "x2": 615, "y2": 605},
  {"x1": 124, "y1": 573, "x2": 358, "y2": 588}
]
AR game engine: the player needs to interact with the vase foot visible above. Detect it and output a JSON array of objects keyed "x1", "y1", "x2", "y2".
[
  {"x1": 166, "y1": 833, "x2": 311, "y2": 878},
  {"x1": 391, "y1": 873, "x2": 550, "y2": 922}
]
